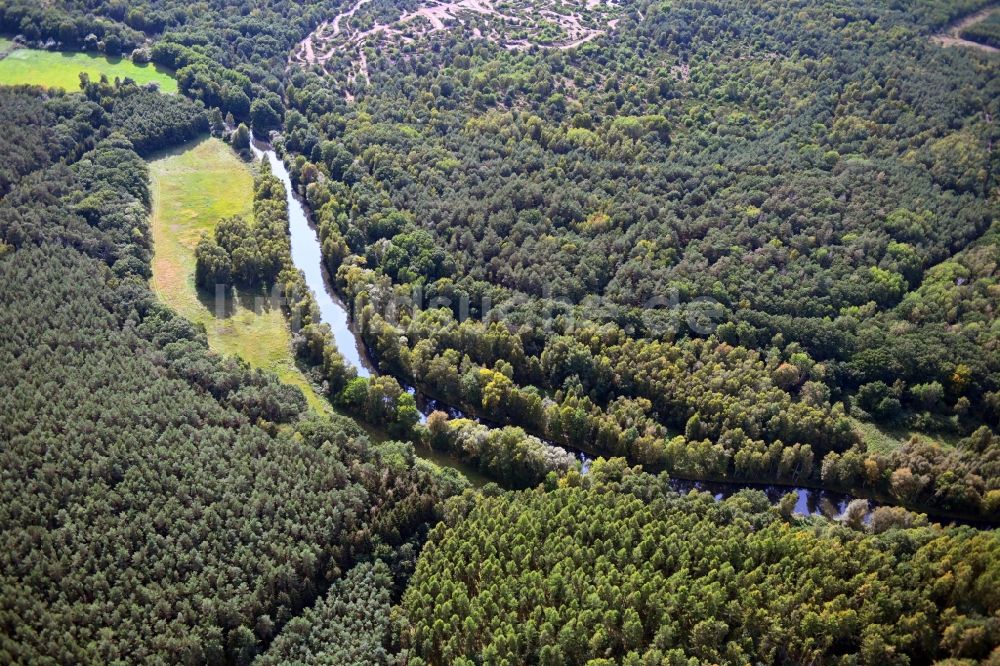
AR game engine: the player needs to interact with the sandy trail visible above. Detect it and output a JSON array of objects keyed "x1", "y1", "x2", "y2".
[
  {"x1": 932, "y1": 4, "x2": 1000, "y2": 53},
  {"x1": 357, "y1": 48, "x2": 370, "y2": 85},
  {"x1": 416, "y1": 7, "x2": 446, "y2": 30},
  {"x1": 290, "y1": 0, "x2": 625, "y2": 96},
  {"x1": 553, "y1": 30, "x2": 604, "y2": 49},
  {"x1": 334, "y1": 0, "x2": 373, "y2": 35},
  {"x1": 293, "y1": 0, "x2": 373, "y2": 65}
]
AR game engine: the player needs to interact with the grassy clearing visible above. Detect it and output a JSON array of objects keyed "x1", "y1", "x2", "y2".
[
  {"x1": 0, "y1": 38, "x2": 13, "y2": 54},
  {"x1": 0, "y1": 48, "x2": 176, "y2": 92},
  {"x1": 413, "y1": 446, "x2": 491, "y2": 487},
  {"x1": 851, "y1": 416, "x2": 957, "y2": 455},
  {"x1": 149, "y1": 136, "x2": 329, "y2": 413}
]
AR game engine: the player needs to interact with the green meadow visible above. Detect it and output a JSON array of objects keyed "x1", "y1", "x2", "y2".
[
  {"x1": 850, "y1": 416, "x2": 957, "y2": 455},
  {"x1": 0, "y1": 47, "x2": 176, "y2": 93},
  {"x1": 149, "y1": 136, "x2": 329, "y2": 413}
]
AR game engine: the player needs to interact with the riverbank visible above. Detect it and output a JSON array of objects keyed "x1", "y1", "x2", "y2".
[
  {"x1": 148, "y1": 136, "x2": 329, "y2": 413},
  {"x1": 383, "y1": 370, "x2": 994, "y2": 525},
  {"x1": 250, "y1": 137, "x2": 375, "y2": 376},
  {"x1": 259, "y1": 135, "x2": 996, "y2": 526},
  {"x1": 247, "y1": 135, "x2": 495, "y2": 485}
]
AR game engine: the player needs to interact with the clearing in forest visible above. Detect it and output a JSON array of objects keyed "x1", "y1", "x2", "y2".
[
  {"x1": 0, "y1": 47, "x2": 177, "y2": 92},
  {"x1": 291, "y1": 0, "x2": 624, "y2": 97},
  {"x1": 850, "y1": 417, "x2": 958, "y2": 455},
  {"x1": 932, "y1": 4, "x2": 1000, "y2": 53},
  {"x1": 148, "y1": 137, "x2": 329, "y2": 412}
]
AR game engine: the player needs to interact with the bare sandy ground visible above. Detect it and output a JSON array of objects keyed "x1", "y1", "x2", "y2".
[
  {"x1": 289, "y1": 0, "x2": 626, "y2": 99},
  {"x1": 932, "y1": 5, "x2": 1000, "y2": 54}
]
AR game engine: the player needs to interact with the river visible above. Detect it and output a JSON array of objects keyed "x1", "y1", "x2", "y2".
[
  {"x1": 247, "y1": 136, "x2": 990, "y2": 525},
  {"x1": 249, "y1": 137, "x2": 494, "y2": 485},
  {"x1": 250, "y1": 138, "x2": 372, "y2": 377}
]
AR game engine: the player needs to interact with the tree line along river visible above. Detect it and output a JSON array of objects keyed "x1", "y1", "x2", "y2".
[{"x1": 250, "y1": 135, "x2": 992, "y2": 527}]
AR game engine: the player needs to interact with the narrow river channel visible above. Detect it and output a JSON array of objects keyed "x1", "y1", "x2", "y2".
[
  {"x1": 249, "y1": 136, "x2": 489, "y2": 486},
  {"x1": 248, "y1": 136, "x2": 990, "y2": 526},
  {"x1": 250, "y1": 138, "x2": 373, "y2": 377}
]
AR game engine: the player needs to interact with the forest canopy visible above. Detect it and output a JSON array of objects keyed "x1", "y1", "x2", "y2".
[
  {"x1": 0, "y1": 0, "x2": 998, "y2": 662},
  {"x1": 271, "y1": 0, "x2": 1000, "y2": 519},
  {"x1": 400, "y1": 462, "x2": 1000, "y2": 664},
  {"x1": 0, "y1": 85, "x2": 455, "y2": 663}
]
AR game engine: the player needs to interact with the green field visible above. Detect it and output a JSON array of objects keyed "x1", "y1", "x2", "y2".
[
  {"x1": 149, "y1": 136, "x2": 329, "y2": 413},
  {"x1": 850, "y1": 416, "x2": 957, "y2": 455},
  {"x1": 0, "y1": 48, "x2": 176, "y2": 93}
]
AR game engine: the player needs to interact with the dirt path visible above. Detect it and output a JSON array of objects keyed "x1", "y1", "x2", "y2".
[
  {"x1": 289, "y1": 0, "x2": 625, "y2": 96},
  {"x1": 555, "y1": 30, "x2": 603, "y2": 49},
  {"x1": 292, "y1": 0, "x2": 373, "y2": 65},
  {"x1": 334, "y1": 0, "x2": 372, "y2": 35},
  {"x1": 357, "y1": 48, "x2": 370, "y2": 85},
  {"x1": 298, "y1": 34, "x2": 315, "y2": 63},
  {"x1": 932, "y1": 4, "x2": 1000, "y2": 53},
  {"x1": 416, "y1": 7, "x2": 446, "y2": 30}
]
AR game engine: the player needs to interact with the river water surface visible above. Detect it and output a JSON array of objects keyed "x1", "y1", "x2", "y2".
[
  {"x1": 250, "y1": 138, "x2": 372, "y2": 377},
  {"x1": 250, "y1": 138, "x2": 490, "y2": 484},
  {"x1": 248, "y1": 136, "x2": 989, "y2": 525}
]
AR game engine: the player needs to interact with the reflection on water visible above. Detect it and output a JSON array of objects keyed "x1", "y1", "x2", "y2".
[
  {"x1": 667, "y1": 477, "x2": 858, "y2": 519},
  {"x1": 250, "y1": 137, "x2": 371, "y2": 377},
  {"x1": 246, "y1": 136, "x2": 988, "y2": 526},
  {"x1": 569, "y1": 448, "x2": 859, "y2": 519},
  {"x1": 250, "y1": 137, "x2": 499, "y2": 486}
]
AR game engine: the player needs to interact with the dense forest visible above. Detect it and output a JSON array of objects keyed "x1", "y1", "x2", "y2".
[
  {"x1": 0, "y1": 85, "x2": 461, "y2": 663},
  {"x1": 270, "y1": 0, "x2": 1000, "y2": 518},
  {"x1": 0, "y1": 87, "x2": 99, "y2": 196},
  {"x1": 401, "y1": 460, "x2": 1000, "y2": 664},
  {"x1": 1, "y1": 0, "x2": 998, "y2": 662}
]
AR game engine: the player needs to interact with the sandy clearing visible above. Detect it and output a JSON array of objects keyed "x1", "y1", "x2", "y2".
[
  {"x1": 932, "y1": 4, "x2": 1000, "y2": 54},
  {"x1": 290, "y1": 0, "x2": 626, "y2": 95}
]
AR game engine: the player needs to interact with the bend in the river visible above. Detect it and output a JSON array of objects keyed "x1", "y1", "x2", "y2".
[{"x1": 249, "y1": 134, "x2": 993, "y2": 527}]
